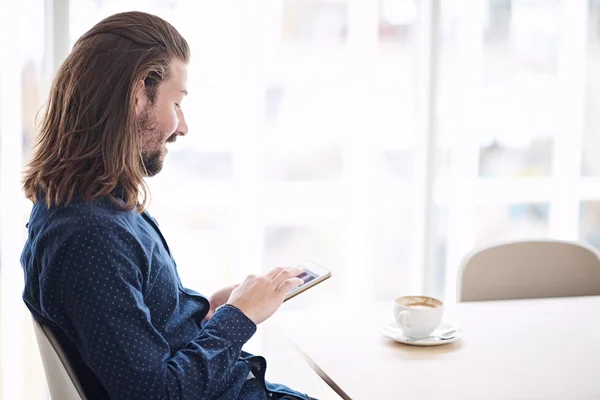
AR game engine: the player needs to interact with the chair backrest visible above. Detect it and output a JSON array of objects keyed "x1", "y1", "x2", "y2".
[
  {"x1": 31, "y1": 318, "x2": 86, "y2": 400},
  {"x1": 457, "y1": 240, "x2": 600, "y2": 302}
]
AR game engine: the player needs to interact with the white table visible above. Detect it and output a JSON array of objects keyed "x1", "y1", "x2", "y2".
[{"x1": 272, "y1": 296, "x2": 600, "y2": 400}]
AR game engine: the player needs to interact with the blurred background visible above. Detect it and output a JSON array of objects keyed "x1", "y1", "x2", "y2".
[{"x1": 1, "y1": 0, "x2": 600, "y2": 398}]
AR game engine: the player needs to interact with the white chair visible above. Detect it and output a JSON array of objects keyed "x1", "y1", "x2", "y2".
[
  {"x1": 457, "y1": 240, "x2": 600, "y2": 302},
  {"x1": 32, "y1": 318, "x2": 86, "y2": 400}
]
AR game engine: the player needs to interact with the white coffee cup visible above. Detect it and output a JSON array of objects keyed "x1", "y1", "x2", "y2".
[{"x1": 393, "y1": 295, "x2": 444, "y2": 337}]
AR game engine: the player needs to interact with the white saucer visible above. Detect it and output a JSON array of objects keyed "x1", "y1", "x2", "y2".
[{"x1": 381, "y1": 322, "x2": 464, "y2": 346}]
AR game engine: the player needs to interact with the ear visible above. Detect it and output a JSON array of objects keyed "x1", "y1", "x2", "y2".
[{"x1": 134, "y1": 80, "x2": 148, "y2": 117}]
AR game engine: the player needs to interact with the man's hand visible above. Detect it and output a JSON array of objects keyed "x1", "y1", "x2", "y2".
[
  {"x1": 227, "y1": 266, "x2": 304, "y2": 325},
  {"x1": 205, "y1": 284, "x2": 239, "y2": 321}
]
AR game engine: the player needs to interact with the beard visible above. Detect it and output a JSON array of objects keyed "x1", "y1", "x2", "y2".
[
  {"x1": 138, "y1": 108, "x2": 176, "y2": 177},
  {"x1": 141, "y1": 148, "x2": 163, "y2": 177}
]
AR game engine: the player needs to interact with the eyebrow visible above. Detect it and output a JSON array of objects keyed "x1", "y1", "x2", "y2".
[{"x1": 180, "y1": 90, "x2": 188, "y2": 96}]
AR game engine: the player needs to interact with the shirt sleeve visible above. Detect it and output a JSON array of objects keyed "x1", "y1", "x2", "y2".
[{"x1": 48, "y1": 226, "x2": 257, "y2": 400}]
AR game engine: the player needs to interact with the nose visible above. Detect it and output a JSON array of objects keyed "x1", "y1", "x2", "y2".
[{"x1": 177, "y1": 110, "x2": 188, "y2": 136}]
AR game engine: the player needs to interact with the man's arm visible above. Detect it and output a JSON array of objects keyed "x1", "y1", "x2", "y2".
[{"x1": 50, "y1": 227, "x2": 255, "y2": 400}]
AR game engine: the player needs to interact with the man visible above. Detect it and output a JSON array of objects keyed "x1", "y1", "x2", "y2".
[{"x1": 21, "y1": 11, "x2": 315, "y2": 400}]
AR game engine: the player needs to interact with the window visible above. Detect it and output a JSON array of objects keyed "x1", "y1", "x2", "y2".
[
  {"x1": 434, "y1": 0, "x2": 590, "y2": 298},
  {"x1": 0, "y1": 1, "x2": 47, "y2": 399}
]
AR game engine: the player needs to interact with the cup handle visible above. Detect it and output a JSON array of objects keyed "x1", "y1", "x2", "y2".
[{"x1": 396, "y1": 311, "x2": 410, "y2": 334}]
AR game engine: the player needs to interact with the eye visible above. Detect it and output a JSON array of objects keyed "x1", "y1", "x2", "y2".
[{"x1": 175, "y1": 103, "x2": 181, "y2": 108}]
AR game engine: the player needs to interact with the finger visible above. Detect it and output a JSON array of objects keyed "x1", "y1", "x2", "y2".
[
  {"x1": 272, "y1": 267, "x2": 303, "y2": 286},
  {"x1": 277, "y1": 277, "x2": 304, "y2": 295},
  {"x1": 265, "y1": 266, "x2": 285, "y2": 279}
]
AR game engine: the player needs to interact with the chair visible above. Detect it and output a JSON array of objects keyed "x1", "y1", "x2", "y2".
[
  {"x1": 457, "y1": 240, "x2": 600, "y2": 302},
  {"x1": 32, "y1": 318, "x2": 86, "y2": 400}
]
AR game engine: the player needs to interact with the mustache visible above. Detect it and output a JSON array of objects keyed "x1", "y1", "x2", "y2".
[{"x1": 166, "y1": 133, "x2": 178, "y2": 143}]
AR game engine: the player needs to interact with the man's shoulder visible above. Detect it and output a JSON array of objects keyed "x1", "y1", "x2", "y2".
[
  {"x1": 33, "y1": 197, "x2": 133, "y2": 221},
  {"x1": 29, "y1": 197, "x2": 140, "y2": 239},
  {"x1": 27, "y1": 198, "x2": 151, "y2": 267}
]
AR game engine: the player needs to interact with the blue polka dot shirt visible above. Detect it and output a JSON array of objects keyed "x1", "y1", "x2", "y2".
[{"x1": 21, "y1": 197, "x2": 309, "y2": 400}]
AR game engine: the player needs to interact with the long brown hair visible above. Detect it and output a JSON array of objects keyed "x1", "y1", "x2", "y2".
[{"x1": 23, "y1": 11, "x2": 189, "y2": 211}]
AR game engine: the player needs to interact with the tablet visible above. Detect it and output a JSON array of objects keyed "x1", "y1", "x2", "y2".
[{"x1": 284, "y1": 260, "x2": 332, "y2": 302}]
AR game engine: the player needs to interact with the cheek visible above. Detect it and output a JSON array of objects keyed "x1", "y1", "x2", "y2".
[
  {"x1": 156, "y1": 106, "x2": 178, "y2": 136},
  {"x1": 165, "y1": 110, "x2": 178, "y2": 133}
]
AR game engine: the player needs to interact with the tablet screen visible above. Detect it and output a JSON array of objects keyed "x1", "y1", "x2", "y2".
[{"x1": 297, "y1": 270, "x2": 318, "y2": 285}]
